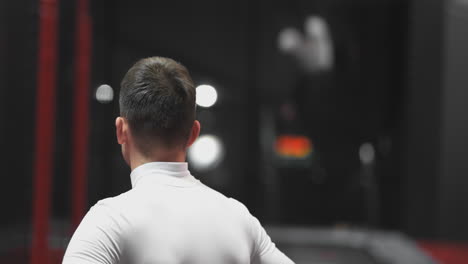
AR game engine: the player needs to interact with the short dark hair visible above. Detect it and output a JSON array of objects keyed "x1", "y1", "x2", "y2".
[{"x1": 119, "y1": 57, "x2": 196, "y2": 154}]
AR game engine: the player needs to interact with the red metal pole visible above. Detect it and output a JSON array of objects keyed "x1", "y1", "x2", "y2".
[
  {"x1": 71, "y1": 0, "x2": 92, "y2": 230},
  {"x1": 30, "y1": 0, "x2": 59, "y2": 263}
]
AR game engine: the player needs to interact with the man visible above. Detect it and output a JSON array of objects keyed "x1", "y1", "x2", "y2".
[{"x1": 63, "y1": 57, "x2": 294, "y2": 264}]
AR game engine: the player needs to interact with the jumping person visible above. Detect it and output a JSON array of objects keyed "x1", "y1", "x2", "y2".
[{"x1": 62, "y1": 57, "x2": 294, "y2": 264}]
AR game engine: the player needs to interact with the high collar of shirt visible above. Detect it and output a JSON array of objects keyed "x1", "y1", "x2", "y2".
[{"x1": 130, "y1": 162, "x2": 200, "y2": 188}]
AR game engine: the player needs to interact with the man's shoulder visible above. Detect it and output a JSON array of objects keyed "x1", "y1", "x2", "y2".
[
  {"x1": 199, "y1": 183, "x2": 252, "y2": 216},
  {"x1": 91, "y1": 189, "x2": 137, "y2": 216}
]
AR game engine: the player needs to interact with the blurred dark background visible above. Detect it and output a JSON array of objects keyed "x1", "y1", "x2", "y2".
[{"x1": 1, "y1": 0, "x2": 468, "y2": 263}]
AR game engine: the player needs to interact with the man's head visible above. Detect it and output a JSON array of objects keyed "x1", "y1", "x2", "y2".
[{"x1": 116, "y1": 57, "x2": 200, "y2": 166}]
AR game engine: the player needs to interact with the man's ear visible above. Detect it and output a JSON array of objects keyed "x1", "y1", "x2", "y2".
[
  {"x1": 116, "y1": 117, "x2": 128, "y2": 145},
  {"x1": 186, "y1": 120, "x2": 201, "y2": 148}
]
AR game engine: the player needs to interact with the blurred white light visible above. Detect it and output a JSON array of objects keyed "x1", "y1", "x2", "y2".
[
  {"x1": 304, "y1": 16, "x2": 327, "y2": 38},
  {"x1": 95, "y1": 84, "x2": 114, "y2": 103},
  {"x1": 188, "y1": 134, "x2": 223, "y2": 171},
  {"x1": 303, "y1": 15, "x2": 334, "y2": 71},
  {"x1": 359, "y1": 142, "x2": 375, "y2": 165},
  {"x1": 278, "y1": 27, "x2": 302, "y2": 52},
  {"x1": 196, "y1": 85, "x2": 218, "y2": 108}
]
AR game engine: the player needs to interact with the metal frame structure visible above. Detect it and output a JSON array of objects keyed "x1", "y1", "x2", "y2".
[{"x1": 31, "y1": 0, "x2": 91, "y2": 262}]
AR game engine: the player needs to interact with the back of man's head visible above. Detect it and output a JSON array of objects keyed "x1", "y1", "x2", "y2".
[{"x1": 119, "y1": 57, "x2": 196, "y2": 155}]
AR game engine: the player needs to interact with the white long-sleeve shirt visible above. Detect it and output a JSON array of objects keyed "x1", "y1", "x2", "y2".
[{"x1": 63, "y1": 162, "x2": 294, "y2": 264}]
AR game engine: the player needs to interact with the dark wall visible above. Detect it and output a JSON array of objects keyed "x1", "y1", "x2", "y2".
[
  {"x1": 438, "y1": 0, "x2": 468, "y2": 240},
  {"x1": 405, "y1": 0, "x2": 468, "y2": 240},
  {"x1": 0, "y1": 0, "x2": 38, "y2": 227},
  {"x1": 51, "y1": 0, "x2": 77, "y2": 222},
  {"x1": 256, "y1": 0, "x2": 409, "y2": 226},
  {"x1": 405, "y1": 0, "x2": 445, "y2": 239},
  {"x1": 0, "y1": 0, "x2": 4, "y2": 145}
]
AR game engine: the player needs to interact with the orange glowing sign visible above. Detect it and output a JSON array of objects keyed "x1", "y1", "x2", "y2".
[{"x1": 275, "y1": 135, "x2": 313, "y2": 158}]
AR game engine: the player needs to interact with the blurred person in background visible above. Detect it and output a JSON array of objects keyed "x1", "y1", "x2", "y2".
[{"x1": 62, "y1": 57, "x2": 294, "y2": 264}]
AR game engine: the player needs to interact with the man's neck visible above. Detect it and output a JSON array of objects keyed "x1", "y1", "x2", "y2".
[{"x1": 129, "y1": 150, "x2": 186, "y2": 171}]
